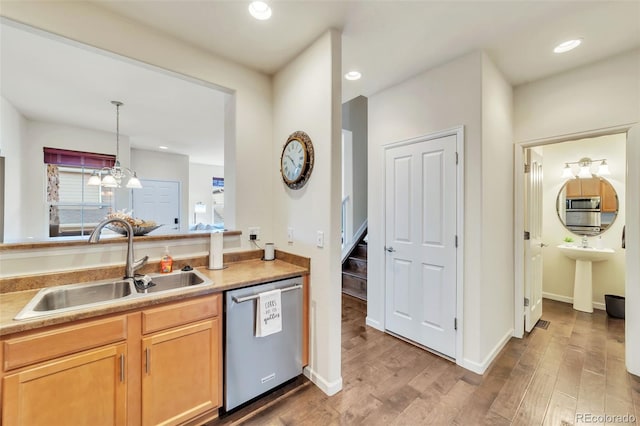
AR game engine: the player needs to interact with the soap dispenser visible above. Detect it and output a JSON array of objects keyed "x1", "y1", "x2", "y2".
[{"x1": 160, "y1": 246, "x2": 173, "y2": 273}]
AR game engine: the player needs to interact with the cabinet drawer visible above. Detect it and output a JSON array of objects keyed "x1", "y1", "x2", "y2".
[
  {"x1": 142, "y1": 294, "x2": 219, "y2": 334},
  {"x1": 3, "y1": 316, "x2": 127, "y2": 371}
]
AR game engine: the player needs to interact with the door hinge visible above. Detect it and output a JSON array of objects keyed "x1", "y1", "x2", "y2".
[
  {"x1": 455, "y1": 152, "x2": 459, "y2": 165},
  {"x1": 524, "y1": 163, "x2": 530, "y2": 173},
  {"x1": 524, "y1": 231, "x2": 530, "y2": 240},
  {"x1": 524, "y1": 298, "x2": 530, "y2": 307},
  {"x1": 455, "y1": 235, "x2": 458, "y2": 248},
  {"x1": 454, "y1": 317, "x2": 458, "y2": 331}
]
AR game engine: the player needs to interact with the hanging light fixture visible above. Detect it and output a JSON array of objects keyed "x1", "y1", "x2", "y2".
[
  {"x1": 87, "y1": 101, "x2": 142, "y2": 189},
  {"x1": 561, "y1": 163, "x2": 574, "y2": 179},
  {"x1": 561, "y1": 157, "x2": 611, "y2": 179}
]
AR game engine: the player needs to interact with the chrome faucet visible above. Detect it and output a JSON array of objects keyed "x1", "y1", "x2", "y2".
[
  {"x1": 581, "y1": 235, "x2": 589, "y2": 248},
  {"x1": 88, "y1": 218, "x2": 149, "y2": 279}
]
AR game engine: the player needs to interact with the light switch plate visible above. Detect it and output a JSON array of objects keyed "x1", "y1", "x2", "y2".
[
  {"x1": 316, "y1": 231, "x2": 324, "y2": 248},
  {"x1": 287, "y1": 227, "x2": 294, "y2": 243}
]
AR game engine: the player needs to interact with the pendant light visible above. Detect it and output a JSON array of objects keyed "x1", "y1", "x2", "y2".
[{"x1": 87, "y1": 101, "x2": 142, "y2": 189}]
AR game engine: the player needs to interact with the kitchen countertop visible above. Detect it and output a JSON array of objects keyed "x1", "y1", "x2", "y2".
[{"x1": 0, "y1": 258, "x2": 308, "y2": 336}]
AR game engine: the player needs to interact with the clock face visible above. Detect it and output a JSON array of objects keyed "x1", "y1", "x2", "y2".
[
  {"x1": 280, "y1": 131, "x2": 314, "y2": 190},
  {"x1": 281, "y1": 139, "x2": 306, "y2": 183}
]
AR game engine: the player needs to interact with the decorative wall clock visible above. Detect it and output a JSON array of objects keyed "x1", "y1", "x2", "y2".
[{"x1": 280, "y1": 131, "x2": 314, "y2": 190}]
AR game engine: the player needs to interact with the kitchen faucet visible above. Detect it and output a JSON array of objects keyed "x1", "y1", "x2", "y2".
[{"x1": 88, "y1": 218, "x2": 148, "y2": 279}]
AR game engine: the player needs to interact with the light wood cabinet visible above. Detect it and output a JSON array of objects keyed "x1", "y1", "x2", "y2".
[
  {"x1": 141, "y1": 319, "x2": 220, "y2": 426},
  {"x1": 565, "y1": 177, "x2": 601, "y2": 197},
  {"x1": 580, "y1": 178, "x2": 600, "y2": 197},
  {"x1": 3, "y1": 343, "x2": 127, "y2": 425},
  {"x1": 565, "y1": 178, "x2": 582, "y2": 197},
  {"x1": 601, "y1": 181, "x2": 618, "y2": 213},
  {"x1": 140, "y1": 296, "x2": 222, "y2": 426},
  {"x1": 1, "y1": 294, "x2": 222, "y2": 426}
]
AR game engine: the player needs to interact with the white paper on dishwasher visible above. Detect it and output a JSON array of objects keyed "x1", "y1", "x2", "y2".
[{"x1": 255, "y1": 289, "x2": 282, "y2": 337}]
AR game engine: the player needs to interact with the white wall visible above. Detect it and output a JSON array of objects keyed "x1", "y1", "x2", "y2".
[
  {"x1": 626, "y1": 125, "x2": 639, "y2": 375},
  {"x1": 515, "y1": 49, "x2": 640, "y2": 142},
  {"x1": 0, "y1": 96, "x2": 26, "y2": 241},
  {"x1": 480, "y1": 54, "x2": 515, "y2": 360},
  {"x1": 341, "y1": 96, "x2": 368, "y2": 235},
  {"x1": 131, "y1": 148, "x2": 189, "y2": 231},
  {"x1": 272, "y1": 30, "x2": 343, "y2": 395},
  {"x1": 541, "y1": 134, "x2": 626, "y2": 306},
  {"x1": 513, "y1": 50, "x2": 639, "y2": 376},
  {"x1": 1, "y1": 1, "x2": 273, "y2": 247},
  {"x1": 369, "y1": 51, "x2": 493, "y2": 371},
  {"x1": 189, "y1": 163, "x2": 224, "y2": 225},
  {"x1": 22, "y1": 119, "x2": 130, "y2": 240}
]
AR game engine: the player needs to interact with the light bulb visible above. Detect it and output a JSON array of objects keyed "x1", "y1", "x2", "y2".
[
  {"x1": 87, "y1": 173, "x2": 102, "y2": 186},
  {"x1": 126, "y1": 175, "x2": 142, "y2": 189},
  {"x1": 248, "y1": 1, "x2": 272, "y2": 20},
  {"x1": 598, "y1": 160, "x2": 610, "y2": 176},
  {"x1": 578, "y1": 165, "x2": 592, "y2": 179},
  {"x1": 102, "y1": 174, "x2": 118, "y2": 188}
]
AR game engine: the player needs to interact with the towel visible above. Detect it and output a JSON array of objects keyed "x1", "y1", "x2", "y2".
[{"x1": 255, "y1": 289, "x2": 282, "y2": 337}]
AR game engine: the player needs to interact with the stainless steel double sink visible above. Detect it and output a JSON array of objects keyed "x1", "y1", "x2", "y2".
[{"x1": 14, "y1": 270, "x2": 213, "y2": 320}]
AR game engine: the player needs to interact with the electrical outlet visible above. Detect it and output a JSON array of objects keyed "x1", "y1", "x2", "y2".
[
  {"x1": 248, "y1": 227, "x2": 260, "y2": 241},
  {"x1": 287, "y1": 227, "x2": 294, "y2": 243},
  {"x1": 316, "y1": 231, "x2": 324, "y2": 248}
]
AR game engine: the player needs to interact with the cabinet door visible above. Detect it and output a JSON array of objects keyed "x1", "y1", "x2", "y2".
[
  {"x1": 565, "y1": 179, "x2": 581, "y2": 197},
  {"x1": 581, "y1": 178, "x2": 601, "y2": 196},
  {"x1": 601, "y1": 181, "x2": 618, "y2": 212},
  {"x1": 2, "y1": 343, "x2": 127, "y2": 425},
  {"x1": 141, "y1": 319, "x2": 220, "y2": 426}
]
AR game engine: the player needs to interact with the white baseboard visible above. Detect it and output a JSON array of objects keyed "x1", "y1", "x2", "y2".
[
  {"x1": 303, "y1": 367, "x2": 342, "y2": 396},
  {"x1": 542, "y1": 292, "x2": 605, "y2": 311},
  {"x1": 460, "y1": 328, "x2": 513, "y2": 375},
  {"x1": 365, "y1": 316, "x2": 383, "y2": 331}
]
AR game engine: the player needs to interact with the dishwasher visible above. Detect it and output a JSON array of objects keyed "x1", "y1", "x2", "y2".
[{"x1": 224, "y1": 276, "x2": 303, "y2": 411}]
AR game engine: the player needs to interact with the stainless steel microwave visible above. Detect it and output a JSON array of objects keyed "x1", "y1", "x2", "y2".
[{"x1": 566, "y1": 197, "x2": 600, "y2": 211}]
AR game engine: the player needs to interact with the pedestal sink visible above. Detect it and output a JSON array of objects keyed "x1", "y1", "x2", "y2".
[{"x1": 558, "y1": 244, "x2": 615, "y2": 313}]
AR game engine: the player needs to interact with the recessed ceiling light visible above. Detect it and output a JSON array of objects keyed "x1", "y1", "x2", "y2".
[
  {"x1": 344, "y1": 71, "x2": 362, "y2": 81},
  {"x1": 249, "y1": 1, "x2": 272, "y2": 20},
  {"x1": 554, "y1": 39, "x2": 582, "y2": 54},
  {"x1": 159, "y1": 146, "x2": 169, "y2": 150}
]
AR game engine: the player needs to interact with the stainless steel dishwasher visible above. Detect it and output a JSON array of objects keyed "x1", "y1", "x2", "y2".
[{"x1": 224, "y1": 276, "x2": 303, "y2": 411}]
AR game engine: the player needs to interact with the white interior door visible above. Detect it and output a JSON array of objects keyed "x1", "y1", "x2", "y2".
[
  {"x1": 524, "y1": 149, "x2": 544, "y2": 332},
  {"x1": 384, "y1": 134, "x2": 457, "y2": 358},
  {"x1": 132, "y1": 179, "x2": 181, "y2": 233}
]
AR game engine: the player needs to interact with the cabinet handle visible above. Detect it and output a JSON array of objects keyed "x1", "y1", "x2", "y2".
[
  {"x1": 120, "y1": 354, "x2": 125, "y2": 383},
  {"x1": 145, "y1": 348, "x2": 150, "y2": 374}
]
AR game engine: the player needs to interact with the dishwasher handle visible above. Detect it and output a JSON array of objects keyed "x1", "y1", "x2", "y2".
[{"x1": 232, "y1": 283, "x2": 302, "y2": 304}]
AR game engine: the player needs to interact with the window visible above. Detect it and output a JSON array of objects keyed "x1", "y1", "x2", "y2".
[{"x1": 44, "y1": 148, "x2": 115, "y2": 237}]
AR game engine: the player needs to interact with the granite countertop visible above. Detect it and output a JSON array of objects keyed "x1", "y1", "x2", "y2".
[{"x1": 0, "y1": 258, "x2": 308, "y2": 336}]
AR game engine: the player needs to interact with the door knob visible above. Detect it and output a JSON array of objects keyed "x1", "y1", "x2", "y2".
[
  {"x1": 384, "y1": 246, "x2": 396, "y2": 253},
  {"x1": 540, "y1": 243, "x2": 548, "y2": 248}
]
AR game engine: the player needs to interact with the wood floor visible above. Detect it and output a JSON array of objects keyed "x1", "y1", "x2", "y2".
[{"x1": 210, "y1": 297, "x2": 639, "y2": 425}]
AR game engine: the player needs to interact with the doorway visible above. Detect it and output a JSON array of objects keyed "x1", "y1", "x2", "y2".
[
  {"x1": 515, "y1": 131, "x2": 628, "y2": 337},
  {"x1": 383, "y1": 127, "x2": 463, "y2": 359},
  {"x1": 132, "y1": 179, "x2": 181, "y2": 233}
]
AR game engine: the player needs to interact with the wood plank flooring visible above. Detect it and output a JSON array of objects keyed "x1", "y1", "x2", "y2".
[{"x1": 209, "y1": 297, "x2": 638, "y2": 425}]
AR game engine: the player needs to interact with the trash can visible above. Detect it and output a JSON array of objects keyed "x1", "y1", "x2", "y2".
[{"x1": 604, "y1": 294, "x2": 625, "y2": 319}]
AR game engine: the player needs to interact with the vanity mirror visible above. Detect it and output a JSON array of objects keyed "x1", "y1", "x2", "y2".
[
  {"x1": 0, "y1": 20, "x2": 232, "y2": 243},
  {"x1": 556, "y1": 177, "x2": 619, "y2": 236}
]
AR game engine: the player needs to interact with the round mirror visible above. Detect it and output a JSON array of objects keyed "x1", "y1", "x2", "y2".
[{"x1": 556, "y1": 177, "x2": 618, "y2": 236}]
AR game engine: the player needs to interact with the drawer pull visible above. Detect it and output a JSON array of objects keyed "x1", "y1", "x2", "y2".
[
  {"x1": 120, "y1": 354, "x2": 125, "y2": 383},
  {"x1": 145, "y1": 348, "x2": 151, "y2": 374}
]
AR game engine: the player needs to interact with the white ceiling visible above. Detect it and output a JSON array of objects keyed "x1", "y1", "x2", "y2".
[
  {"x1": 0, "y1": 23, "x2": 228, "y2": 166},
  {"x1": 1, "y1": 1, "x2": 638, "y2": 165},
  {"x1": 95, "y1": 0, "x2": 640, "y2": 102}
]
